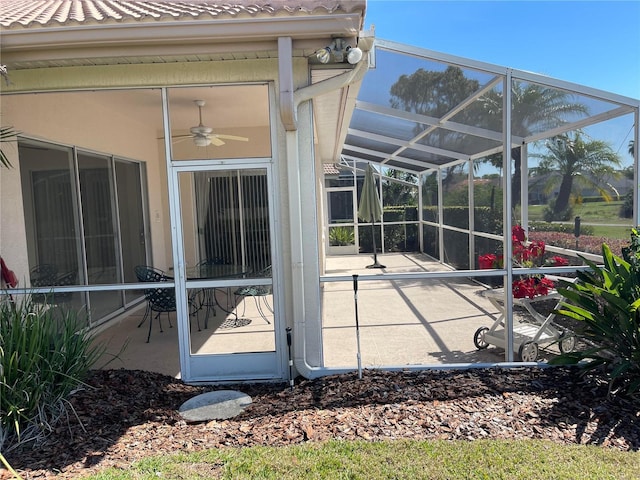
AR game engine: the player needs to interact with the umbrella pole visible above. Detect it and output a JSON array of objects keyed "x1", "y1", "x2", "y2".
[
  {"x1": 366, "y1": 217, "x2": 385, "y2": 269},
  {"x1": 352, "y1": 274, "x2": 362, "y2": 379}
]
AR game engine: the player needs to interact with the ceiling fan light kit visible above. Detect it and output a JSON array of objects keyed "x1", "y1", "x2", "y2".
[
  {"x1": 193, "y1": 136, "x2": 211, "y2": 147},
  {"x1": 167, "y1": 99, "x2": 249, "y2": 148}
]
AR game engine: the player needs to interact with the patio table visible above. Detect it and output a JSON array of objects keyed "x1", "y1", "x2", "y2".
[{"x1": 186, "y1": 264, "x2": 251, "y2": 328}]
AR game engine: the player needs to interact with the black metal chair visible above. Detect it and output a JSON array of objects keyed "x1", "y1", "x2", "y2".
[
  {"x1": 30, "y1": 264, "x2": 58, "y2": 304},
  {"x1": 53, "y1": 270, "x2": 77, "y2": 304},
  {"x1": 234, "y1": 265, "x2": 272, "y2": 324},
  {"x1": 135, "y1": 265, "x2": 175, "y2": 343}
]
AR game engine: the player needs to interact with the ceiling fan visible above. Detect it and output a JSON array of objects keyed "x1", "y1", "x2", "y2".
[{"x1": 170, "y1": 100, "x2": 249, "y2": 147}]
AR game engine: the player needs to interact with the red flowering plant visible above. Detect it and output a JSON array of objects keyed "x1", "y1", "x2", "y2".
[{"x1": 479, "y1": 225, "x2": 569, "y2": 299}]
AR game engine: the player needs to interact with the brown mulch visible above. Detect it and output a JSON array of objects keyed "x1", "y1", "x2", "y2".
[{"x1": 4, "y1": 367, "x2": 639, "y2": 479}]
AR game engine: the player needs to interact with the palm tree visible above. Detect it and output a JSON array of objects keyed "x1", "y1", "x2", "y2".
[
  {"x1": 382, "y1": 169, "x2": 417, "y2": 207},
  {"x1": 531, "y1": 131, "x2": 622, "y2": 217},
  {"x1": 480, "y1": 82, "x2": 589, "y2": 208},
  {"x1": 630, "y1": 140, "x2": 635, "y2": 156}
]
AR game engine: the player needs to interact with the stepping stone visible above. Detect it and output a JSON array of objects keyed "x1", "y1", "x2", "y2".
[{"x1": 179, "y1": 390, "x2": 252, "y2": 422}]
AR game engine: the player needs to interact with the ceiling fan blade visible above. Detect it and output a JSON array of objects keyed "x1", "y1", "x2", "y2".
[
  {"x1": 210, "y1": 136, "x2": 225, "y2": 147},
  {"x1": 157, "y1": 134, "x2": 194, "y2": 140},
  {"x1": 212, "y1": 134, "x2": 249, "y2": 142}
]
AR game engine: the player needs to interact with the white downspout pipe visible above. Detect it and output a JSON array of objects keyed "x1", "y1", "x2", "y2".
[{"x1": 278, "y1": 35, "x2": 372, "y2": 379}]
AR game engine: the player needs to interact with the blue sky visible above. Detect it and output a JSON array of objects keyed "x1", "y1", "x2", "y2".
[{"x1": 364, "y1": 1, "x2": 640, "y2": 100}]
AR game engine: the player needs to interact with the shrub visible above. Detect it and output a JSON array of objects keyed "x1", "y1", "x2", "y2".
[
  {"x1": 329, "y1": 226, "x2": 354, "y2": 246},
  {"x1": 528, "y1": 231, "x2": 628, "y2": 257},
  {"x1": 619, "y1": 191, "x2": 633, "y2": 218},
  {"x1": 550, "y1": 236, "x2": 640, "y2": 399},
  {"x1": 529, "y1": 221, "x2": 594, "y2": 237},
  {"x1": 543, "y1": 199, "x2": 574, "y2": 222},
  {"x1": 0, "y1": 297, "x2": 106, "y2": 451}
]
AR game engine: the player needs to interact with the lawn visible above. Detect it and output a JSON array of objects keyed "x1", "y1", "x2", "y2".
[
  {"x1": 85, "y1": 439, "x2": 640, "y2": 480},
  {"x1": 528, "y1": 201, "x2": 633, "y2": 240}
]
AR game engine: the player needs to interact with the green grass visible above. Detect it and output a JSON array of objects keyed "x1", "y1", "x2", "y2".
[
  {"x1": 82, "y1": 439, "x2": 640, "y2": 480},
  {"x1": 528, "y1": 201, "x2": 632, "y2": 240},
  {"x1": 528, "y1": 201, "x2": 630, "y2": 225}
]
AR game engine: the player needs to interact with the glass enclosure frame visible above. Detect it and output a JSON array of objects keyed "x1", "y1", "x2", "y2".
[{"x1": 322, "y1": 38, "x2": 639, "y2": 365}]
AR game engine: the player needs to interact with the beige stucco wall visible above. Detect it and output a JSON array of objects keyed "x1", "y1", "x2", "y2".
[
  {"x1": 1, "y1": 90, "x2": 170, "y2": 278},
  {"x1": 0, "y1": 56, "x2": 317, "y2": 332},
  {"x1": 0, "y1": 138, "x2": 29, "y2": 285},
  {"x1": 0, "y1": 55, "x2": 330, "y2": 376}
]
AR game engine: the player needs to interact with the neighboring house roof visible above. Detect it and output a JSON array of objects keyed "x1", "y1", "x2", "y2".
[
  {"x1": 0, "y1": 1, "x2": 365, "y2": 28},
  {"x1": 323, "y1": 163, "x2": 341, "y2": 175}
]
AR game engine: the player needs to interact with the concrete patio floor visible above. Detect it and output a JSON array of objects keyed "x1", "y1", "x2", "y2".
[{"x1": 95, "y1": 253, "x2": 566, "y2": 379}]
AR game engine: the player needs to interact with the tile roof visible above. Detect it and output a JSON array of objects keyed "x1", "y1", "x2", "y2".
[
  {"x1": 323, "y1": 163, "x2": 341, "y2": 175},
  {"x1": 0, "y1": 1, "x2": 365, "y2": 28}
]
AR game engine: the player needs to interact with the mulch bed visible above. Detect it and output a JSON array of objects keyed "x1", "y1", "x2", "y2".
[{"x1": 4, "y1": 367, "x2": 639, "y2": 479}]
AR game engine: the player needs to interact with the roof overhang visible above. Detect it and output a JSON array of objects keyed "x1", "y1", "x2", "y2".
[{"x1": 1, "y1": 14, "x2": 363, "y2": 67}]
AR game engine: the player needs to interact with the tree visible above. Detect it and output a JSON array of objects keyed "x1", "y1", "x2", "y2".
[
  {"x1": 382, "y1": 169, "x2": 417, "y2": 207},
  {"x1": 389, "y1": 66, "x2": 483, "y2": 164},
  {"x1": 480, "y1": 82, "x2": 589, "y2": 208},
  {"x1": 390, "y1": 66, "x2": 480, "y2": 120},
  {"x1": 389, "y1": 66, "x2": 486, "y2": 195},
  {"x1": 531, "y1": 131, "x2": 622, "y2": 217}
]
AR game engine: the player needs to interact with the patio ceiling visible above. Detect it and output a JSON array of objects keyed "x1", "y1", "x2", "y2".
[{"x1": 340, "y1": 39, "x2": 639, "y2": 174}]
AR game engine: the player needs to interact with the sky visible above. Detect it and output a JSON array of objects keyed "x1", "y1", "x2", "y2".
[{"x1": 364, "y1": 0, "x2": 640, "y2": 100}]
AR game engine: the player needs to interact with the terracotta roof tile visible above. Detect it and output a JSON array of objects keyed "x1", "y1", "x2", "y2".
[{"x1": 0, "y1": 1, "x2": 365, "y2": 28}]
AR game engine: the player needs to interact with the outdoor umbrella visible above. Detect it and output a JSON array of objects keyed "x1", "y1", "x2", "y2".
[{"x1": 358, "y1": 163, "x2": 385, "y2": 268}]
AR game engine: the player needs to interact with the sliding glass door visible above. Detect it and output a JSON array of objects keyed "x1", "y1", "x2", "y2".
[{"x1": 19, "y1": 139, "x2": 149, "y2": 325}]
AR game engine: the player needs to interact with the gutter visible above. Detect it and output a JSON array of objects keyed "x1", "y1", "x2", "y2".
[
  {"x1": 0, "y1": 15, "x2": 363, "y2": 51},
  {"x1": 278, "y1": 33, "x2": 372, "y2": 379}
]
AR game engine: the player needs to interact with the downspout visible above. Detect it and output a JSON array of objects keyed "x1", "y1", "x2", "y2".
[{"x1": 278, "y1": 35, "x2": 372, "y2": 379}]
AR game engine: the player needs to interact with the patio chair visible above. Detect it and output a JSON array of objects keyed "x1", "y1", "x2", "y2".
[
  {"x1": 30, "y1": 264, "x2": 58, "y2": 304},
  {"x1": 234, "y1": 265, "x2": 272, "y2": 324},
  {"x1": 53, "y1": 270, "x2": 77, "y2": 304},
  {"x1": 135, "y1": 265, "x2": 175, "y2": 343}
]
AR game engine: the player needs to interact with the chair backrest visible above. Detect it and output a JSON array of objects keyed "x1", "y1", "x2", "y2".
[
  {"x1": 134, "y1": 265, "x2": 175, "y2": 311},
  {"x1": 258, "y1": 265, "x2": 272, "y2": 278},
  {"x1": 30, "y1": 264, "x2": 58, "y2": 287},
  {"x1": 236, "y1": 265, "x2": 272, "y2": 296},
  {"x1": 135, "y1": 265, "x2": 166, "y2": 283},
  {"x1": 53, "y1": 270, "x2": 77, "y2": 303}
]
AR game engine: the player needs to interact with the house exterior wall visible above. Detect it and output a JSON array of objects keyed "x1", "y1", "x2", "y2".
[
  {"x1": 0, "y1": 142, "x2": 28, "y2": 282},
  {"x1": 1, "y1": 90, "x2": 169, "y2": 277},
  {"x1": 0, "y1": 57, "x2": 321, "y2": 364}
]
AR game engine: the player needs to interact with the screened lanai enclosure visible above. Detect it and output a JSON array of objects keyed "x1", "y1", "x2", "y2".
[
  {"x1": 2, "y1": 37, "x2": 638, "y2": 380},
  {"x1": 318, "y1": 39, "x2": 639, "y2": 369}
]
